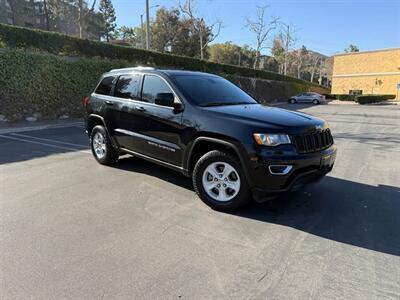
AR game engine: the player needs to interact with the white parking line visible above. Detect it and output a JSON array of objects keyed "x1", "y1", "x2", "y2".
[
  {"x1": 0, "y1": 122, "x2": 84, "y2": 135},
  {"x1": 11, "y1": 133, "x2": 88, "y2": 148},
  {"x1": 0, "y1": 134, "x2": 91, "y2": 154}
]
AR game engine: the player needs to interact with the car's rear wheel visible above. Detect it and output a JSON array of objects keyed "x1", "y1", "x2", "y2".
[
  {"x1": 193, "y1": 150, "x2": 250, "y2": 211},
  {"x1": 289, "y1": 98, "x2": 296, "y2": 104},
  {"x1": 90, "y1": 125, "x2": 118, "y2": 165},
  {"x1": 312, "y1": 99, "x2": 319, "y2": 105}
]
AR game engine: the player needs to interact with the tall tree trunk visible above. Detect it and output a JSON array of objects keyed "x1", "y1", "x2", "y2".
[
  {"x1": 43, "y1": 0, "x2": 50, "y2": 31},
  {"x1": 199, "y1": 28, "x2": 203, "y2": 59},
  {"x1": 78, "y1": 0, "x2": 83, "y2": 38}
]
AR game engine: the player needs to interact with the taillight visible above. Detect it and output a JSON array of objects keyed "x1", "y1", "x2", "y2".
[{"x1": 83, "y1": 95, "x2": 90, "y2": 106}]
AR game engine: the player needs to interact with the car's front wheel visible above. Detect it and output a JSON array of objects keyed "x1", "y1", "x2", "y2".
[
  {"x1": 90, "y1": 125, "x2": 118, "y2": 165},
  {"x1": 312, "y1": 99, "x2": 320, "y2": 105},
  {"x1": 289, "y1": 98, "x2": 296, "y2": 104},
  {"x1": 193, "y1": 150, "x2": 251, "y2": 211}
]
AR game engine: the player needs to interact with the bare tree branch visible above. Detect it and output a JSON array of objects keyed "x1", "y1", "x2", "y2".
[
  {"x1": 246, "y1": 5, "x2": 279, "y2": 69},
  {"x1": 279, "y1": 22, "x2": 297, "y2": 75},
  {"x1": 179, "y1": 0, "x2": 223, "y2": 59}
]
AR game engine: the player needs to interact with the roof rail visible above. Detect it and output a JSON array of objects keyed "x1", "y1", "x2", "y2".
[{"x1": 109, "y1": 66, "x2": 156, "y2": 72}]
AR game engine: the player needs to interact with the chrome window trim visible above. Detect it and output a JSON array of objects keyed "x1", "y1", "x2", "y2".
[
  {"x1": 93, "y1": 72, "x2": 184, "y2": 111},
  {"x1": 140, "y1": 72, "x2": 183, "y2": 106}
]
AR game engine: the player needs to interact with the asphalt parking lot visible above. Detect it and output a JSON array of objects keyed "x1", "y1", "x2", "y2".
[{"x1": 1, "y1": 102, "x2": 399, "y2": 299}]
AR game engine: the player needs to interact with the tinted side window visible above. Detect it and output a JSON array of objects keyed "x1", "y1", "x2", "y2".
[
  {"x1": 114, "y1": 74, "x2": 141, "y2": 99},
  {"x1": 141, "y1": 75, "x2": 172, "y2": 103},
  {"x1": 95, "y1": 76, "x2": 115, "y2": 95}
]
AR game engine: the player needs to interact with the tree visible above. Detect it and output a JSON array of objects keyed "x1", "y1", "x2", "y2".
[
  {"x1": 207, "y1": 42, "x2": 258, "y2": 68},
  {"x1": 179, "y1": 0, "x2": 222, "y2": 60},
  {"x1": 271, "y1": 34, "x2": 285, "y2": 74},
  {"x1": 151, "y1": 8, "x2": 182, "y2": 53},
  {"x1": 279, "y1": 23, "x2": 296, "y2": 75},
  {"x1": 295, "y1": 45, "x2": 308, "y2": 79},
  {"x1": 208, "y1": 42, "x2": 241, "y2": 65},
  {"x1": 240, "y1": 45, "x2": 257, "y2": 68},
  {"x1": 118, "y1": 26, "x2": 141, "y2": 46},
  {"x1": 309, "y1": 54, "x2": 321, "y2": 83},
  {"x1": 75, "y1": 0, "x2": 96, "y2": 38},
  {"x1": 344, "y1": 44, "x2": 359, "y2": 53},
  {"x1": 42, "y1": 0, "x2": 50, "y2": 30},
  {"x1": 99, "y1": 0, "x2": 116, "y2": 42},
  {"x1": 246, "y1": 5, "x2": 278, "y2": 69}
]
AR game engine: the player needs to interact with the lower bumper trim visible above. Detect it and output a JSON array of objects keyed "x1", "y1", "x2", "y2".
[{"x1": 252, "y1": 165, "x2": 333, "y2": 201}]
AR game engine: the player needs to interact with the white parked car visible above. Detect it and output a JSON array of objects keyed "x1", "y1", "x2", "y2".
[{"x1": 288, "y1": 92, "x2": 324, "y2": 104}]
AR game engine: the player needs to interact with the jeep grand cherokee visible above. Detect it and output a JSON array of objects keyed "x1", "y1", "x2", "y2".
[{"x1": 84, "y1": 67, "x2": 336, "y2": 210}]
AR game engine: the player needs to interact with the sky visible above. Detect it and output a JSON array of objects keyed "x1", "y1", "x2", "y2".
[{"x1": 111, "y1": 0, "x2": 400, "y2": 56}]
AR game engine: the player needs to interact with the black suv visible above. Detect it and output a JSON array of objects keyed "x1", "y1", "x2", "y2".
[{"x1": 84, "y1": 67, "x2": 336, "y2": 210}]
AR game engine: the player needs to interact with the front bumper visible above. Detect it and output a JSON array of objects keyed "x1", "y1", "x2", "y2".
[{"x1": 248, "y1": 144, "x2": 337, "y2": 199}]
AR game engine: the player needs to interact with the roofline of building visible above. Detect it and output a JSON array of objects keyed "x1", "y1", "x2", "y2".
[{"x1": 333, "y1": 47, "x2": 400, "y2": 57}]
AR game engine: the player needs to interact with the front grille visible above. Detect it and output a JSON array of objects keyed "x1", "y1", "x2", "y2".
[{"x1": 291, "y1": 129, "x2": 333, "y2": 154}]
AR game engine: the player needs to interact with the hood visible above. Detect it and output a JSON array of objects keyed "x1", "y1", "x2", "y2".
[{"x1": 202, "y1": 104, "x2": 325, "y2": 130}]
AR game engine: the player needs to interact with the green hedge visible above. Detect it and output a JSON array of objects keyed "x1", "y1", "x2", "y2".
[
  {"x1": 380, "y1": 94, "x2": 396, "y2": 100},
  {"x1": 336, "y1": 94, "x2": 355, "y2": 101},
  {"x1": 0, "y1": 23, "x2": 325, "y2": 88},
  {"x1": 355, "y1": 95, "x2": 395, "y2": 105},
  {"x1": 322, "y1": 94, "x2": 336, "y2": 100},
  {"x1": 0, "y1": 50, "x2": 131, "y2": 121},
  {"x1": 0, "y1": 50, "x2": 329, "y2": 122}
]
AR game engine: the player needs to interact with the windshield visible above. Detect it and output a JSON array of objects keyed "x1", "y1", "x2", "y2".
[{"x1": 172, "y1": 75, "x2": 258, "y2": 107}]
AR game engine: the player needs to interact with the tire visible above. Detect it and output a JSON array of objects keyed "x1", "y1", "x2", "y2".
[
  {"x1": 289, "y1": 98, "x2": 296, "y2": 104},
  {"x1": 312, "y1": 99, "x2": 319, "y2": 105},
  {"x1": 90, "y1": 125, "x2": 118, "y2": 165},
  {"x1": 192, "y1": 150, "x2": 251, "y2": 211}
]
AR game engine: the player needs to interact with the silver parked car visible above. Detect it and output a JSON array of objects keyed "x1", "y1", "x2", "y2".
[{"x1": 288, "y1": 92, "x2": 324, "y2": 104}]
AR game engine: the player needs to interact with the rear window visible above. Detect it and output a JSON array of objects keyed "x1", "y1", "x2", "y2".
[
  {"x1": 114, "y1": 74, "x2": 141, "y2": 99},
  {"x1": 95, "y1": 76, "x2": 115, "y2": 95}
]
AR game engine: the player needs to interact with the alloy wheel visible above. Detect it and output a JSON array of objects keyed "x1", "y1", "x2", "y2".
[
  {"x1": 92, "y1": 131, "x2": 107, "y2": 159},
  {"x1": 202, "y1": 162, "x2": 241, "y2": 202}
]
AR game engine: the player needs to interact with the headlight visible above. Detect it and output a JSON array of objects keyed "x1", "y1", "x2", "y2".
[{"x1": 253, "y1": 133, "x2": 291, "y2": 146}]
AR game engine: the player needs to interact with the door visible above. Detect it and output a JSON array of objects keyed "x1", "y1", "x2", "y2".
[
  {"x1": 105, "y1": 73, "x2": 142, "y2": 149},
  {"x1": 297, "y1": 93, "x2": 308, "y2": 103},
  {"x1": 132, "y1": 74, "x2": 185, "y2": 167}
]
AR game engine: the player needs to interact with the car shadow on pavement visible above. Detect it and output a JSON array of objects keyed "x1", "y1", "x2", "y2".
[
  {"x1": 114, "y1": 156, "x2": 194, "y2": 190},
  {"x1": 114, "y1": 156, "x2": 400, "y2": 257},
  {"x1": 231, "y1": 176, "x2": 400, "y2": 257}
]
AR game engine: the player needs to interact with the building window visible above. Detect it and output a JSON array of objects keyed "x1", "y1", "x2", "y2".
[
  {"x1": 349, "y1": 90, "x2": 362, "y2": 96},
  {"x1": 36, "y1": 17, "x2": 41, "y2": 24}
]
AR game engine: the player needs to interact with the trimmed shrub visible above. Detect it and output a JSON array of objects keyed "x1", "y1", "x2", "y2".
[
  {"x1": 336, "y1": 94, "x2": 355, "y2": 101},
  {"x1": 323, "y1": 94, "x2": 336, "y2": 100},
  {"x1": 0, "y1": 50, "x2": 330, "y2": 122},
  {"x1": 0, "y1": 50, "x2": 131, "y2": 121},
  {"x1": 355, "y1": 95, "x2": 393, "y2": 105},
  {"x1": 0, "y1": 23, "x2": 327, "y2": 89},
  {"x1": 381, "y1": 94, "x2": 396, "y2": 100}
]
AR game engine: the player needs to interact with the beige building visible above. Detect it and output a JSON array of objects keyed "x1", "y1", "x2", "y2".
[{"x1": 331, "y1": 48, "x2": 400, "y2": 99}]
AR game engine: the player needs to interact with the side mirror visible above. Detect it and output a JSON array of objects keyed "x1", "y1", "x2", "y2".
[
  {"x1": 155, "y1": 93, "x2": 183, "y2": 112},
  {"x1": 155, "y1": 92, "x2": 174, "y2": 107}
]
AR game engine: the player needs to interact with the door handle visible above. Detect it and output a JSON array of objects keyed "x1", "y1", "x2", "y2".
[
  {"x1": 105, "y1": 100, "x2": 114, "y2": 105},
  {"x1": 136, "y1": 106, "x2": 146, "y2": 112}
]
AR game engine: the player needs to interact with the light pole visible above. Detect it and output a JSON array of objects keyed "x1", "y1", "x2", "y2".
[
  {"x1": 141, "y1": 2, "x2": 159, "y2": 50},
  {"x1": 140, "y1": 14, "x2": 145, "y2": 49}
]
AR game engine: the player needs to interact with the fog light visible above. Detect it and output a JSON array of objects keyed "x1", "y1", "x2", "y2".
[{"x1": 268, "y1": 165, "x2": 293, "y2": 175}]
